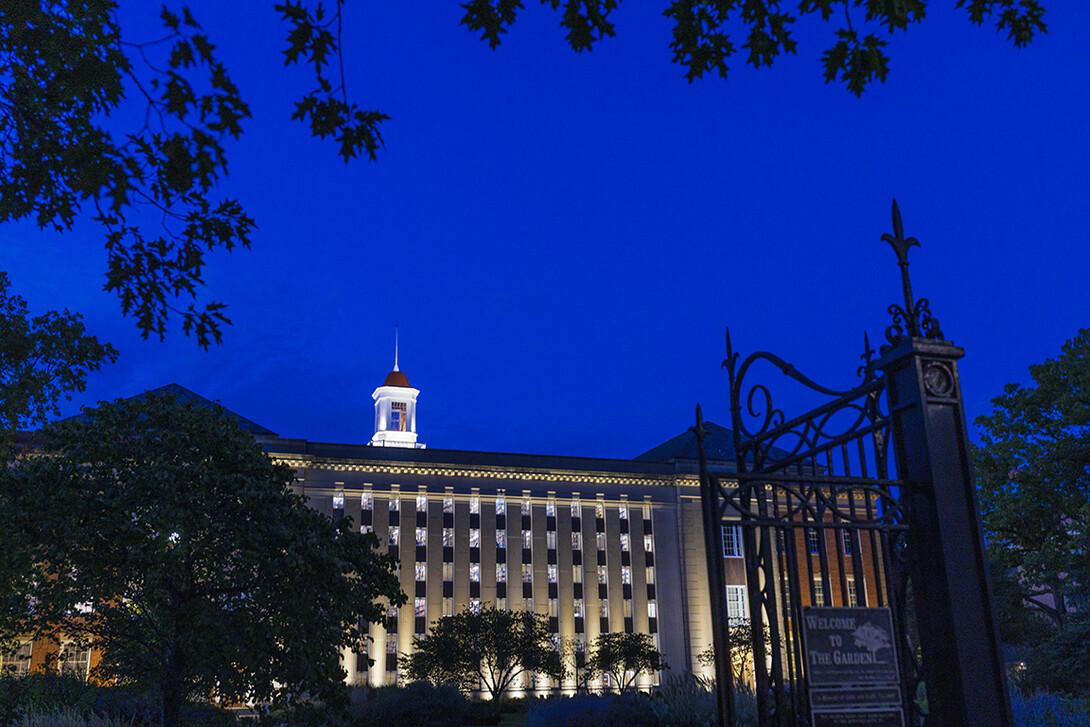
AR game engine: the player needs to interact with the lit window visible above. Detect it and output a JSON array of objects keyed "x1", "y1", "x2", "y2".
[
  {"x1": 623, "y1": 600, "x2": 633, "y2": 617},
  {"x1": 847, "y1": 576, "x2": 859, "y2": 607},
  {"x1": 415, "y1": 563, "x2": 426, "y2": 582},
  {"x1": 443, "y1": 496, "x2": 453, "y2": 514},
  {"x1": 843, "y1": 530, "x2": 853, "y2": 555},
  {"x1": 547, "y1": 564, "x2": 557, "y2": 583},
  {"x1": 362, "y1": 491, "x2": 373, "y2": 510},
  {"x1": 546, "y1": 498, "x2": 556, "y2": 517},
  {"x1": 416, "y1": 494, "x2": 427, "y2": 511},
  {"x1": 619, "y1": 504, "x2": 628, "y2": 520},
  {"x1": 416, "y1": 527, "x2": 427, "y2": 546},
  {"x1": 59, "y1": 643, "x2": 90, "y2": 678},
  {"x1": 808, "y1": 529, "x2": 821, "y2": 555},
  {"x1": 599, "y1": 601, "x2": 609, "y2": 617},
  {"x1": 522, "y1": 564, "x2": 533, "y2": 583},
  {"x1": 548, "y1": 599, "x2": 558, "y2": 617},
  {"x1": 597, "y1": 566, "x2": 607, "y2": 584},
  {"x1": 571, "y1": 500, "x2": 581, "y2": 518},
  {"x1": 621, "y1": 566, "x2": 631, "y2": 585},
  {"x1": 470, "y1": 598, "x2": 481, "y2": 614},
  {"x1": 469, "y1": 529, "x2": 480, "y2": 548},
  {"x1": 573, "y1": 567, "x2": 582, "y2": 583},
  {"x1": 646, "y1": 567, "x2": 655, "y2": 584},
  {"x1": 812, "y1": 576, "x2": 826, "y2": 607},
  {"x1": 386, "y1": 634, "x2": 397, "y2": 655},
  {"x1": 722, "y1": 525, "x2": 743, "y2": 558},
  {"x1": 470, "y1": 564, "x2": 480, "y2": 582},
  {"x1": 333, "y1": 491, "x2": 345, "y2": 509},
  {"x1": 644, "y1": 535, "x2": 653, "y2": 552},
  {"x1": 595, "y1": 503, "x2": 604, "y2": 520},
  {"x1": 547, "y1": 531, "x2": 557, "y2": 550},
  {"x1": 596, "y1": 533, "x2": 606, "y2": 551},
  {"x1": 442, "y1": 598, "x2": 453, "y2": 617},
  {"x1": 361, "y1": 524, "x2": 374, "y2": 535},
  {"x1": 647, "y1": 601, "x2": 657, "y2": 619},
  {"x1": 726, "y1": 585, "x2": 748, "y2": 624},
  {"x1": 497, "y1": 530, "x2": 507, "y2": 548},
  {"x1": 522, "y1": 499, "x2": 531, "y2": 516},
  {"x1": 497, "y1": 564, "x2": 507, "y2": 582},
  {"x1": 443, "y1": 528, "x2": 454, "y2": 547},
  {"x1": 575, "y1": 634, "x2": 586, "y2": 652},
  {"x1": 519, "y1": 530, "x2": 530, "y2": 549},
  {"x1": 390, "y1": 497, "x2": 400, "y2": 512},
  {"x1": 415, "y1": 598, "x2": 426, "y2": 617},
  {"x1": 572, "y1": 532, "x2": 582, "y2": 550},
  {"x1": 391, "y1": 401, "x2": 407, "y2": 431},
  {"x1": 387, "y1": 603, "x2": 398, "y2": 619},
  {"x1": 388, "y1": 527, "x2": 400, "y2": 546},
  {"x1": 496, "y1": 497, "x2": 506, "y2": 515},
  {"x1": 573, "y1": 599, "x2": 584, "y2": 617},
  {"x1": 442, "y1": 563, "x2": 453, "y2": 581},
  {"x1": 470, "y1": 496, "x2": 480, "y2": 514},
  {"x1": 620, "y1": 533, "x2": 630, "y2": 552}
]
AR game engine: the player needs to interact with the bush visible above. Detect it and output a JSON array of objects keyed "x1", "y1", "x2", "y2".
[
  {"x1": 525, "y1": 693, "x2": 657, "y2": 727},
  {"x1": 14, "y1": 706, "x2": 136, "y2": 727},
  {"x1": 348, "y1": 682, "x2": 468, "y2": 727},
  {"x1": 1011, "y1": 690, "x2": 1090, "y2": 727}
]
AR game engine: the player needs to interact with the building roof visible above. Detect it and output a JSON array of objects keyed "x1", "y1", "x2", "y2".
[
  {"x1": 382, "y1": 370, "x2": 412, "y2": 388},
  {"x1": 634, "y1": 420, "x2": 738, "y2": 466},
  {"x1": 125, "y1": 383, "x2": 278, "y2": 436}
]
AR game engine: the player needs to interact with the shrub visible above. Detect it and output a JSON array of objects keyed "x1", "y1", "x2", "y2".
[
  {"x1": 14, "y1": 706, "x2": 136, "y2": 727},
  {"x1": 1011, "y1": 690, "x2": 1090, "y2": 727},
  {"x1": 348, "y1": 682, "x2": 468, "y2": 727}
]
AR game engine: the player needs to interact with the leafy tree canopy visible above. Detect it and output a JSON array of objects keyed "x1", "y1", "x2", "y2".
[
  {"x1": 0, "y1": 394, "x2": 404, "y2": 727},
  {"x1": 404, "y1": 606, "x2": 565, "y2": 699},
  {"x1": 0, "y1": 271, "x2": 117, "y2": 444},
  {"x1": 1, "y1": 2, "x2": 1046, "y2": 346},
  {"x1": 973, "y1": 327, "x2": 1090, "y2": 627},
  {"x1": 586, "y1": 631, "x2": 667, "y2": 693}
]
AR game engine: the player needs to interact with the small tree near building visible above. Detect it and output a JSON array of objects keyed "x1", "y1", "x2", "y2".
[
  {"x1": 405, "y1": 607, "x2": 565, "y2": 700},
  {"x1": 0, "y1": 394, "x2": 404, "y2": 727},
  {"x1": 587, "y1": 632, "x2": 667, "y2": 693}
]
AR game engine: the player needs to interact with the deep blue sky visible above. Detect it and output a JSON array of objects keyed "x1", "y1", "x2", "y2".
[{"x1": 5, "y1": 3, "x2": 1088, "y2": 458}]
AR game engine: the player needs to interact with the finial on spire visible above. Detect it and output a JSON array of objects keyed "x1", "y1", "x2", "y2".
[{"x1": 394, "y1": 325, "x2": 399, "y2": 372}]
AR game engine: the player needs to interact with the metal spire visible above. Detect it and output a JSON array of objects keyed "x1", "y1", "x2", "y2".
[{"x1": 394, "y1": 325, "x2": 399, "y2": 372}]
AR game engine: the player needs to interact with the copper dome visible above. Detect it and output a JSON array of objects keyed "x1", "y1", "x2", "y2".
[{"x1": 382, "y1": 370, "x2": 411, "y2": 388}]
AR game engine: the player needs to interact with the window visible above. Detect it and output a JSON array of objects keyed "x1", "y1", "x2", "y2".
[
  {"x1": 843, "y1": 530, "x2": 853, "y2": 555},
  {"x1": 388, "y1": 526, "x2": 400, "y2": 546},
  {"x1": 362, "y1": 491, "x2": 373, "y2": 510},
  {"x1": 726, "y1": 585, "x2": 749, "y2": 625},
  {"x1": 722, "y1": 524, "x2": 743, "y2": 558},
  {"x1": 443, "y1": 528, "x2": 454, "y2": 547},
  {"x1": 523, "y1": 564, "x2": 533, "y2": 583},
  {"x1": 390, "y1": 497, "x2": 400, "y2": 512},
  {"x1": 442, "y1": 563, "x2": 453, "y2": 581},
  {"x1": 596, "y1": 533, "x2": 606, "y2": 551},
  {"x1": 620, "y1": 533, "x2": 630, "y2": 552},
  {"x1": 391, "y1": 401, "x2": 407, "y2": 431},
  {"x1": 595, "y1": 503, "x2": 604, "y2": 520},
  {"x1": 470, "y1": 496, "x2": 480, "y2": 514},
  {"x1": 573, "y1": 567, "x2": 582, "y2": 583},
  {"x1": 847, "y1": 576, "x2": 859, "y2": 607},
  {"x1": 443, "y1": 496, "x2": 453, "y2": 514},
  {"x1": 470, "y1": 564, "x2": 480, "y2": 582},
  {"x1": 808, "y1": 529, "x2": 821, "y2": 555},
  {"x1": 442, "y1": 598, "x2": 453, "y2": 617},
  {"x1": 361, "y1": 524, "x2": 373, "y2": 535},
  {"x1": 599, "y1": 601, "x2": 609, "y2": 617},
  {"x1": 573, "y1": 599, "x2": 584, "y2": 617},
  {"x1": 548, "y1": 599, "x2": 558, "y2": 617},
  {"x1": 621, "y1": 566, "x2": 631, "y2": 585},
  {"x1": 574, "y1": 635, "x2": 586, "y2": 652},
  {"x1": 415, "y1": 598, "x2": 426, "y2": 617},
  {"x1": 644, "y1": 535, "x2": 653, "y2": 552},
  {"x1": 333, "y1": 491, "x2": 345, "y2": 509},
  {"x1": 386, "y1": 634, "x2": 398, "y2": 655},
  {"x1": 647, "y1": 601, "x2": 657, "y2": 619},
  {"x1": 522, "y1": 499, "x2": 532, "y2": 516},
  {"x1": 547, "y1": 564, "x2": 558, "y2": 583},
  {"x1": 416, "y1": 527, "x2": 427, "y2": 546},
  {"x1": 812, "y1": 576, "x2": 826, "y2": 607},
  {"x1": 645, "y1": 567, "x2": 655, "y2": 584},
  {"x1": 415, "y1": 563, "x2": 426, "y2": 582},
  {"x1": 597, "y1": 566, "x2": 608, "y2": 584},
  {"x1": 522, "y1": 530, "x2": 532, "y2": 548},
  {"x1": 546, "y1": 531, "x2": 557, "y2": 550},
  {"x1": 0, "y1": 641, "x2": 31, "y2": 676},
  {"x1": 546, "y1": 498, "x2": 556, "y2": 517},
  {"x1": 496, "y1": 497, "x2": 506, "y2": 515},
  {"x1": 497, "y1": 564, "x2": 507, "y2": 582},
  {"x1": 623, "y1": 600, "x2": 633, "y2": 617},
  {"x1": 387, "y1": 602, "x2": 399, "y2": 619},
  {"x1": 619, "y1": 504, "x2": 628, "y2": 520},
  {"x1": 469, "y1": 529, "x2": 480, "y2": 548},
  {"x1": 496, "y1": 530, "x2": 507, "y2": 548},
  {"x1": 470, "y1": 598, "x2": 481, "y2": 614},
  {"x1": 416, "y1": 494, "x2": 427, "y2": 511},
  {"x1": 571, "y1": 500, "x2": 581, "y2": 518}
]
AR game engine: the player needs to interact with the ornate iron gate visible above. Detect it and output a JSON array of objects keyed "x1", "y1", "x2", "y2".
[{"x1": 696, "y1": 202, "x2": 1012, "y2": 727}]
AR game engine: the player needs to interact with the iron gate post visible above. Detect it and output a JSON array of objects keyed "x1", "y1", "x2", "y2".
[{"x1": 877, "y1": 337, "x2": 1012, "y2": 726}]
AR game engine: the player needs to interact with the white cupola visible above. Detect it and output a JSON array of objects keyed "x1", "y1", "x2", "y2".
[{"x1": 370, "y1": 332, "x2": 424, "y2": 448}]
